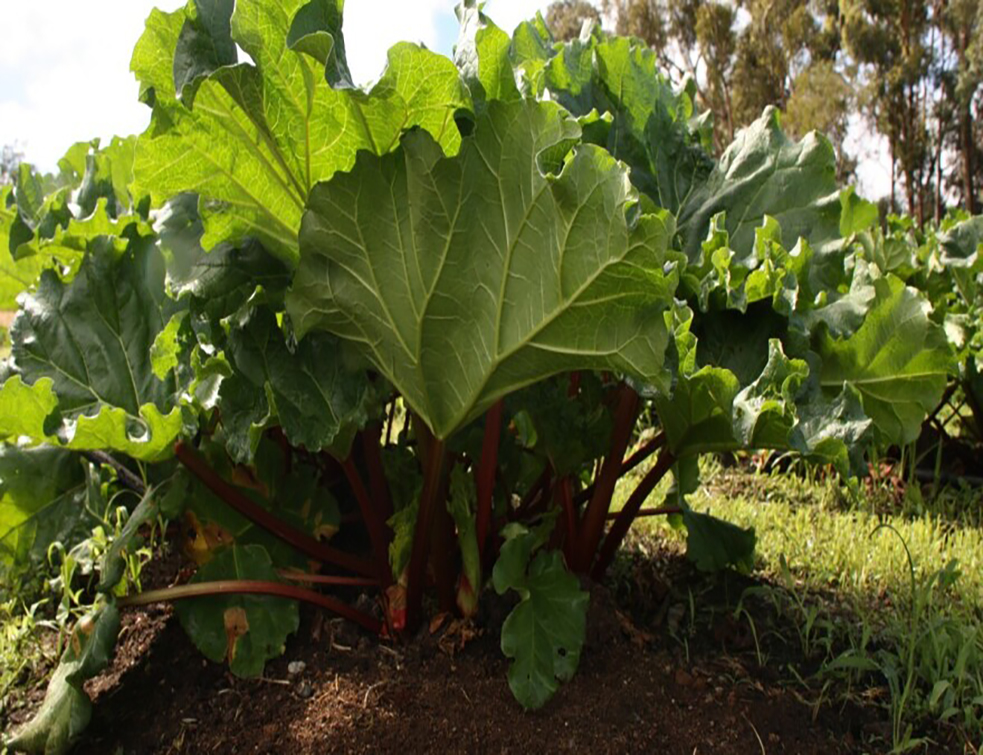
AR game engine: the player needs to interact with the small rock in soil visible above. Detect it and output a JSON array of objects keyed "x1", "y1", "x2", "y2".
[
  {"x1": 287, "y1": 661, "x2": 306, "y2": 677},
  {"x1": 295, "y1": 680, "x2": 314, "y2": 699}
]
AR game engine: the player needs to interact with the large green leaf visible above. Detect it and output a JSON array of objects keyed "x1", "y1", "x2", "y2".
[
  {"x1": 0, "y1": 446, "x2": 95, "y2": 583},
  {"x1": 176, "y1": 544, "x2": 299, "y2": 677},
  {"x1": 4, "y1": 604, "x2": 120, "y2": 755},
  {"x1": 1, "y1": 244, "x2": 186, "y2": 460},
  {"x1": 0, "y1": 186, "x2": 48, "y2": 309},
  {"x1": 453, "y1": 1, "x2": 521, "y2": 103},
  {"x1": 132, "y1": 0, "x2": 470, "y2": 265},
  {"x1": 817, "y1": 274, "x2": 956, "y2": 444},
  {"x1": 496, "y1": 545, "x2": 588, "y2": 710},
  {"x1": 543, "y1": 34, "x2": 714, "y2": 216},
  {"x1": 289, "y1": 98, "x2": 678, "y2": 439},
  {"x1": 219, "y1": 307, "x2": 370, "y2": 462},
  {"x1": 677, "y1": 108, "x2": 842, "y2": 264}
]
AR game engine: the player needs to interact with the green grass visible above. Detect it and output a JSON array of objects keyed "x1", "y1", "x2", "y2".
[
  {"x1": 612, "y1": 456, "x2": 983, "y2": 753},
  {"x1": 0, "y1": 600, "x2": 53, "y2": 728},
  {"x1": 615, "y1": 459, "x2": 983, "y2": 616}
]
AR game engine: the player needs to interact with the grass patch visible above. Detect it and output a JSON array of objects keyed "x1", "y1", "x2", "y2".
[
  {"x1": 0, "y1": 600, "x2": 54, "y2": 730},
  {"x1": 615, "y1": 459, "x2": 983, "y2": 615},
  {"x1": 611, "y1": 457, "x2": 983, "y2": 752}
]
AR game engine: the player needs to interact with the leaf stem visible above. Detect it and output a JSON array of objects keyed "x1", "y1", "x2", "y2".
[
  {"x1": 575, "y1": 383, "x2": 640, "y2": 573},
  {"x1": 275, "y1": 570, "x2": 379, "y2": 587},
  {"x1": 118, "y1": 579, "x2": 381, "y2": 634},
  {"x1": 404, "y1": 418, "x2": 448, "y2": 631},
  {"x1": 174, "y1": 441, "x2": 380, "y2": 579},
  {"x1": 555, "y1": 476, "x2": 577, "y2": 561},
  {"x1": 591, "y1": 448, "x2": 676, "y2": 580},
  {"x1": 341, "y1": 451, "x2": 393, "y2": 588},
  {"x1": 361, "y1": 423, "x2": 394, "y2": 522},
  {"x1": 513, "y1": 466, "x2": 553, "y2": 520},
  {"x1": 81, "y1": 451, "x2": 146, "y2": 494},
  {"x1": 475, "y1": 399, "x2": 504, "y2": 558},
  {"x1": 604, "y1": 506, "x2": 681, "y2": 520},
  {"x1": 574, "y1": 431, "x2": 666, "y2": 507}
]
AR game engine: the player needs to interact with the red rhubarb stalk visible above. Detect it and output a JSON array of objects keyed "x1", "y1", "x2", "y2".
[
  {"x1": 591, "y1": 449, "x2": 676, "y2": 580},
  {"x1": 175, "y1": 441, "x2": 379, "y2": 579},
  {"x1": 118, "y1": 580, "x2": 382, "y2": 634},
  {"x1": 574, "y1": 431, "x2": 666, "y2": 506},
  {"x1": 404, "y1": 420, "x2": 448, "y2": 631},
  {"x1": 341, "y1": 453, "x2": 393, "y2": 588},
  {"x1": 575, "y1": 383, "x2": 640, "y2": 573},
  {"x1": 475, "y1": 400, "x2": 504, "y2": 558}
]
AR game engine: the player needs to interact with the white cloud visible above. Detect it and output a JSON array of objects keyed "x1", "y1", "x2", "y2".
[
  {"x1": 343, "y1": 0, "x2": 450, "y2": 85},
  {"x1": 0, "y1": 0, "x2": 182, "y2": 172}
]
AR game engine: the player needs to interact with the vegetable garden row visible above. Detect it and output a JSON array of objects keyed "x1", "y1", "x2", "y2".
[{"x1": 0, "y1": 1, "x2": 980, "y2": 752}]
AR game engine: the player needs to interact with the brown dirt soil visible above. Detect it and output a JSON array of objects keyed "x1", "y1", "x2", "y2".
[{"x1": 55, "y1": 572, "x2": 890, "y2": 755}]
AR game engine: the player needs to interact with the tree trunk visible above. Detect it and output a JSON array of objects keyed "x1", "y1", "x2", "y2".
[{"x1": 959, "y1": 28, "x2": 978, "y2": 214}]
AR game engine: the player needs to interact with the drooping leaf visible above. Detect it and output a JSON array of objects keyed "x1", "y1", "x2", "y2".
[
  {"x1": 790, "y1": 374, "x2": 873, "y2": 477},
  {"x1": 5, "y1": 605, "x2": 120, "y2": 755},
  {"x1": 731, "y1": 340, "x2": 809, "y2": 449},
  {"x1": 0, "y1": 445, "x2": 94, "y2": 584},
  {"x1": 173, "y1": 0, "x2": 238, "y2": 103},
  {"x1": 289, "y1": 98, "x2": 679, "y2": 439},
  {"x1": 453, "y1": 1, "x2": 520, "y2": 103},
  {"x1": 176, "y1": 544, "x2": 299, "y2": 678},
  {"x1": 839, "y1": 187, "x2": 879, "y2": 237},
  {"x1": 2, "y1": 244, "x2": 186, "y2": 460},
  {"x1": 677, "y1": 108, "x2": 841, "y2": 264},
  {"x1": 683, "y1": 510, "x2": 755, "y2": 573},
  {"x1": 544, "y1": 34, "x2": 714, "y2": 216},
  {"x1": 492, "y1": 521, "x2": 552, "y2": 595},
  {"x1": 498, "y1": 549, "x2": 588, "y2": 709},
  {"x1": 655, "y1": 366, "x2": 741, "y2": 456},
  {"x1": 75, "y1": 136, "x2": 141, "y2": 218},
  {"x1": 817, "y1": 274, "x2": 955, "y2": 444},
  {"x1": 132, "y1": 0, "x2": 471, "y2": 264},
  {"x1": 218, "y1": 307, "x2": 370, "y2": 462}
]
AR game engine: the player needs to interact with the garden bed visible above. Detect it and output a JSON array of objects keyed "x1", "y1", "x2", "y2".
[{"x1": 22, "y1": 547, "x2": 891, "y2": 755}]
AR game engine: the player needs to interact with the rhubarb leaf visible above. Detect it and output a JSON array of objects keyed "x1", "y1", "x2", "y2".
[
  {"x1": 219, "y1": 307, "x2": 370, "y2": 462},
  {"x1": 3, "y1": 244, "x2": 185, "y2": 460},
  {"x1": 176, "y1": 544, "x2": 299, "y2": 678},
  {"x1": 817, "y1": 275, "x2": 955, "y2": 444},
  {"x1": 498, "y1": 549, "x2": 588, "y2": 709},
  {"x1": 677, "y1": 108, "x2": 841, "y2": 263},
  {"x1": 4, "y1": 605, "x2": 120, "y2": 755},
  {"x1": 0, "y1": 446, "x2": 95, "y2": 585},
  {"x1": 289, "y1": 99, "x2": 678, "y2": 439},
  {"x1": 132, "y1": 0, "x2": 470, "y2": 264}
]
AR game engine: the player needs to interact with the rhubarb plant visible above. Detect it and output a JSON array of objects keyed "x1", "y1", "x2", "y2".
[{"x1": 0, "y1": 2, "x2": 968, "y2": 752}]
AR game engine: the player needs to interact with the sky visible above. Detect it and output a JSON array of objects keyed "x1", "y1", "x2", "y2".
[{"x1": 0, "y1": 0, "x2": 891, "y2": 199}]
